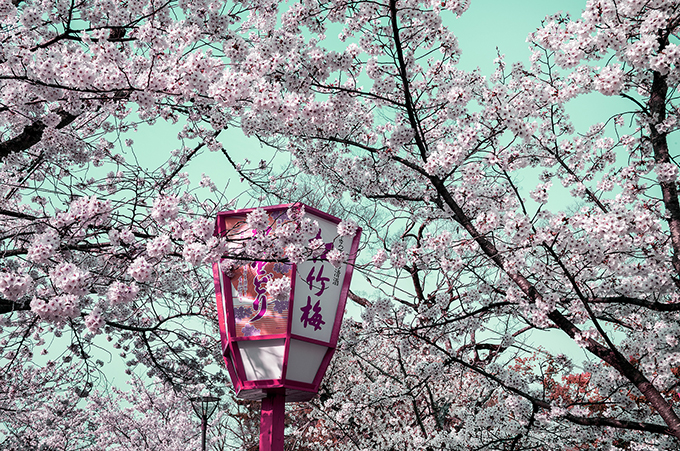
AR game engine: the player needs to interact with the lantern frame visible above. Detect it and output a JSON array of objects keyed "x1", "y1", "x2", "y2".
[{"x1": 212, "y1": 203, "x2": 361, "y2": 402}]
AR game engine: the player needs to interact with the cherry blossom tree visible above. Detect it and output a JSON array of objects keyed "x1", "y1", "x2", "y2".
[
  {"x1": 4, "y1": 0, "x2": 680, "y2": 449},
  {"x1": 0, "y1": 353, "x2": 218, "y2": 451},
  {"x1": 0, "y1": 0, "x2": 333, "y2": 395},
  {"x1": 0, "y1": 0, "x2": 239, "y2": 393},
  {"x1": 0, "y1": 8, "x2": 348, "y2": 451},
  {"x1": 221, "y1": 0, "x2": 680, "y2": 448},
  {"x1": 0, "y1": 352, "x2": 96, "y2": 450}
]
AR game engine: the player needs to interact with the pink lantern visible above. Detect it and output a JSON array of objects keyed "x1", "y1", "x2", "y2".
[{"x1": 212, "y1": 203, "x2": 361, "y2": 450}]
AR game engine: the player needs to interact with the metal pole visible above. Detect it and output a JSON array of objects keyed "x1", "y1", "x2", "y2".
[
  {"x1": 259, "y1": 392, "x2": 285, "y2": 451},
  {"x1": 190, "y1": 396, "x2": 220, "y2": 451},
  {"x1": 201, "y1": 415, "x2": 207, "y2": 451}
]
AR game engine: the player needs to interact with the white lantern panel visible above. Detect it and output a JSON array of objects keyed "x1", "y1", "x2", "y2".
[
  {"x1": 292, "y1": 217, "x2": 349, "y2": 343},
  {"x1": 285, "y1": 339, "x2": 328, "y2": 384},
  {"x1": 238, "y1": 339, "x2": 285, "y2": 381}
]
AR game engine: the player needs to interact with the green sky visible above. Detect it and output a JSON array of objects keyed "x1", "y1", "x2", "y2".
[{"x1": 129, "y1": 0, "x2": 595, "y2": 195}]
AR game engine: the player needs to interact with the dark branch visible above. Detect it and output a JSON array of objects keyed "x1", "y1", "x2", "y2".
[
  {"x1": 0, "y1": 298, "x2": 31, "y2": 314},
  {"x1": 0, "y1": 111, "x2": 77, "y2": 162}
]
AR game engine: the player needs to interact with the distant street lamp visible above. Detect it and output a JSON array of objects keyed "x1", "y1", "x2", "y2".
[
  {"x1": 212, "y1": 203, "x2": 361, "y2": 451},
  {"x1": 190, "y1": 395, "x2": 220, "y2": 451}
]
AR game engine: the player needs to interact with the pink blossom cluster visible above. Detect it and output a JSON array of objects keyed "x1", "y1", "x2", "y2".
[
  {"x1": 655, "y1": 162, "x2": 678, "y2": 183},
  {"x1": 146, "y1": 234, "x2": 172, "y2": 259},
  {"x1": 424, "y1": 142, "x2": 465, "y2": 176},
  {"x1": 593, "y1": 65, "x2": 624, "y2": 96},
  {"x1": 389, "y1": 241, "x2": 409, "y2": 269},
  {"x1": 27, "y1": 230, "x2": 60, "y2": 264},
  {"x1": 127, "y1": 257, "x2": 153, "y2": 283},
  {"x1": 337, "y1": 219, "x2": 358, "y2": 237},
  {"x1": 107, "y1": 282, "x2": 139, "y2": 305},
  {"x1": 49, "y1": 262, "x2": 89, "y2": 296},
  {"x1": 371, "y1": 249, "x2": 388, "y2": 268},
  {"x1": 190, "y1": 217, "x2": 214, "y2": 241},
  {"x1": 326, "y1": 249, "x2": 347, "y2": 268},
  {"x1": 181, "y1": 216, "x2": 229, "y2": 266},
  {"x1": 245, "y1": 207, "x2": 270, "y2": 230},
  {"x1": 529, "y1": 182, "x2": 552, "y2": 204},
  {"x1": 151, "y1": 195, "x2": 180, "y2": 224},
  {"x1": 30, "y1": 294, "x2": 80, "y2": 321},
  {"x1": 52, "y1": 196, "x2": 111, "y2": 231},
  {"x1": 182, "y1": 242, "x2": 208, "y2": 266},
  {"x1": 265, "y1": 276, "x2": 291, "y2": 301},
  {"x1": 0, "y1": 272, "x2": 33, "y2": 301},
  {"x1": 84, "y1": 307, "x2": 104, "y2": 333},
  {"x1": 240, "y1": 206, "x2": 323, "y2": 264}
]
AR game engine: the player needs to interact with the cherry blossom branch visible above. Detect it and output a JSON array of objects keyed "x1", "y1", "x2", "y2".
[
  {"x1": 0, "y1": 298, "x2": 30, "y2": 314},
  {"x1": 348, "y1": 290, "x2": 370, "y2": 307},
  {"x1": 423, "y1": 161, "x2": 680, "y2": 438},
  {"x1": 542, "y1": 105, "x2": 609, "y2": 213},
  {"x1": 389, "y1": 0, "x2": 428, "y2": 160},
  {"x1": 157, "y1": 130, "x2": 221, "y2": 193},
  {"x1": 0, "y1": 209, "x2": 39, "y2": 220},
  {"x1": 308, "y1": 80, "x2": 405, "y2": 107},
  {"x1": 103, "y1": 312, "x2": 205, "y2": 333},
  {"x1": 588, "y1": 296, "x2": 680, "y2": 311},
  {"x1": 0, "y1": 111, "x2": 77, "y2": 162},
  {"x1": 412, "y1": 302, "x2": 514, "y2": 330},
  {"x1": 415, "y1": 332, "x2": 675, "y2": 436},
  {"x1": 542, "y1": 243, "x2": 620, "y2": 352},
  {"x1": 649, "y1": 67, "x2": 680, "y2": 276}
]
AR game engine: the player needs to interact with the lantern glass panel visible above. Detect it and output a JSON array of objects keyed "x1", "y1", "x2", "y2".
[
  {"x1": 285, "y1": 339, "x2": 328, "y2": 384},
  {"x1": 290, "y1": 217, "x2": 351, "y2": 343},
  {"x1": 238, "y1": 339, "x2": 285, "y2": 381},
  {"x1": 229, "y1": 261, "x2": 291, "y2": 338}
]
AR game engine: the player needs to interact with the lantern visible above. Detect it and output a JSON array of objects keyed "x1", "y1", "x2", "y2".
[{"x1": 212, "y1": 203, "x2": 361, "y2": 450}]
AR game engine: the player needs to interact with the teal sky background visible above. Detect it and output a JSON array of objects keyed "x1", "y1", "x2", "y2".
[
  {"x1": 130, "y1": 0, "x2": 601, "y2": 197},
  {"x1": 453, "y1": 0, "x2": 583, "y2": 73},
  {"x1": 129, "y1": 0, "x2": 656, "y2": 204}
]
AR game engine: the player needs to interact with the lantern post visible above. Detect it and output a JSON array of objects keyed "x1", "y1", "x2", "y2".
[{"x1": 211, "y1": 203, "x2": 361, "y2": 451}]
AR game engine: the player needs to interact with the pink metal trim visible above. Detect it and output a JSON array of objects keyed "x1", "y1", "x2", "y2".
[
  {"x1": 230, "y1": 342, "x2": 250, "y2": 384},
  {"x1": 238, "y1": 379, "x2": 317, "y2": 393},
  {"x1": 329, "y1": 228, "x2": 362, "y2": 345},
  {"x1": 231, "y1": 334, "x2": 288, "y2": 342},
  {"x1": 289, "y1": 333, "x2": 334, "y2": 348},
  {"x1": 215, "y1": 203, "x2": 317, "y2": 219},
  {"x1": 299, "y1": 204, "x2": 342, "y2": 224},
  {"x1": 241, "y1": 379, "x2": 285, "y2": 389},
  {"x1": 222, "y1": 348, "x2": 240, "y2": 391},
  {"x1": 242, "y1": 380, "x2": 271, "y2": 389},
  {"x1": 212, "y1": 263, "x2": 228, "y2": 346},
  {"x1": 219, "y1": 269, "x2": 239, "y2": 340},
  {"x1": 215, "y1": 203, "x2": 343, "y2": 230},
  {"x1": 237, "y1": 378, "x2": 318, "y2": 394},
  {"x1": 280, "y1": 344, "x2": 289, "y2": 382},
  {"x1": 280, "y1": 336, "x2": 290, "y2": 383},
  {"x1": 223, "y1": 347, "x2": 244, "y2": 394},
  {"x1": 281, "y1": 380, "x2": 316, "y2": 392},
  {"x1": 281, "y1": 262, "x2": 297, "y2": 380},
  {"x1": 312, "y1": 348, "x2": 337, "y2": 387}
]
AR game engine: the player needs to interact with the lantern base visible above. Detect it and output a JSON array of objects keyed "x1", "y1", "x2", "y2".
[{"x1": 236, "y1": 388, "x2": 316, "y2": 402}]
